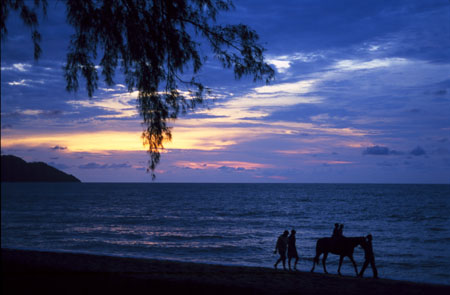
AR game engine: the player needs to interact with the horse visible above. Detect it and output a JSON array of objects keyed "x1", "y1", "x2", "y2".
[{"x1": 310, "y1": 236, "x2": 366, "y2": 276}]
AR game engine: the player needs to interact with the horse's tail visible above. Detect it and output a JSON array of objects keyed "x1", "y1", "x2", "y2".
[{"x1": 311, "y1": 239, "x2": 322, "y2": 272}]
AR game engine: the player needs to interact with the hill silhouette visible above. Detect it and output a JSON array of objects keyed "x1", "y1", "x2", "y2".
[{"x1": 1, "y1": 155, "x2": 81, "y2": 182}]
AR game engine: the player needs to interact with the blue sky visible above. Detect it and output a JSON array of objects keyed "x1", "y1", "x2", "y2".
[{"x1": 1, "y1": 0, "x2": 449, "y2": 183}]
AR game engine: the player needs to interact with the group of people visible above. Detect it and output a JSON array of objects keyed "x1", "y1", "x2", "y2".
[
  {"x1": 332, "y1": 223, "x2": 344, "y2": 238},
  {"x1": 273, "y1": 224, "x2": 378, "y2": 278},
  {"x1": 274, "y1": 229, "x2": 299, "y2": 271}
]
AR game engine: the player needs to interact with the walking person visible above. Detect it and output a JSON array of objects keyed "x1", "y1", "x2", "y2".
[
  {"x1": 274, "y1": 230, "x2": 289, "y2": 270},
  {"x1": 288, "y1": 229, "x2": 299, "y2": 271},
  {"x1": 358, "y1": 234, "x2": 378, "y2": 278}
]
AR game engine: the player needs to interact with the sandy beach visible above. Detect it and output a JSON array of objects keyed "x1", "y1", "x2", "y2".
[{"x1": 2, "y1": 248, "x2": 449, "y2": 295}]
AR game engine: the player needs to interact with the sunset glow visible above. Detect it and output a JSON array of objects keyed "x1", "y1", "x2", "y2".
[{"x1": 2, "y1": 0, "x2": 449, "y2": 183}]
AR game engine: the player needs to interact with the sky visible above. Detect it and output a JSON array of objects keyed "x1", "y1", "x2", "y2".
[{"x1": 1, "y1": 0, "x2": 449, "y2": 183}]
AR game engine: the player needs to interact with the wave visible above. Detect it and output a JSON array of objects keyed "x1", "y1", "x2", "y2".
[{"x1": 155, "y1": 234, "x2": 228, "y2": 242}]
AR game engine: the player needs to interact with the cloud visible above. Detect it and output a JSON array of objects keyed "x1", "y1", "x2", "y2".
[
  {"x1": 266, "y1": 52, "x2": 323, "y2": 73},
  {"x1": 108, "y1": 163, "x2": 133, "y2": 169},
  {"x1": 363, "y1": 145, "x2": 403, "y2": 156},
  {"x1": 174, "y1": 161, "x2": 272, "y2": 171},
  {"x1": 78, "y1": 162, "x2": 132, "y2": 169},
  {"x1": 41, "y1": 110, "x2": 63, "y2": 117},
  {"x1": 364, "y1": 146, "x2": 389, "y2": 155},
  {"x1": 1, "y1": 63, "x2": 32, "y2": 72},
  {"x1": 2, "y1": 131, "x2": 146, "y2": 152},
  {"x1": 218, "y1": 166, "x2": 246, "y2": 172},
  {"x1": 67, "y1": 91, "x2": 139, "y2": 119},
  {"x1": 4, "y1": 109, "x2": 63, "y2": 117},
  {"x1": 376, "y1": 161, "x2": 396, "y2": 167},
  {"x1": 306, "y1": 160, "x2": 353, "y2": 166},
  {"x1": 8, "y1": 79, "x2": 29, "y2": 86},
  {"x1": 51, "y1": 145, "x2": 67, "y2": 150},
  {"x1": 195, "y1": 89, "x2": 322, "y2": 121},
  {"x1": 254, "y1": 79, "x2": 317, "y2": 94},
  {"x1": 267, "y1": 58, "x2": 291, "y2": 73},
  {"x1": 410, "y1": 146, "x2": 426, "y2": 156},
  {"x1": 276, "y1": 148, "x2": 324, "y2": 155},
  {"x1": 332, "y1": 58, "x2": 409, "y2": 72},
  {"x1": 6, "y1": 79, "x2": 45, "y2": 87},
  {"x1": 78, "y1": 162, "x2": 105, "y2": 169},
  {"x1": 48, "y1": 162, "x2": 70, "y2": 170}
]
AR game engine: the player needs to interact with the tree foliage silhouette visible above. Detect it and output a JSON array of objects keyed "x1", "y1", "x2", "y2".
[{"x1": 1, "y1": 0, "x2": 275, "y2": 178}]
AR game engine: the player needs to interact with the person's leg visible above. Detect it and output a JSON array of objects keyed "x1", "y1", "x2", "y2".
[
  {"x1": 280, "y1": 252, "x2": 287, "y2": 270},
  {"x1": 274, "y1": 257, "x2": 281, "y2": 268},
  {"x1": 288, "y1": 257, "x2": 292, "y2": 270},
  {"x1": 294, "y1": 257, "x2": 299, "y2": 270}
]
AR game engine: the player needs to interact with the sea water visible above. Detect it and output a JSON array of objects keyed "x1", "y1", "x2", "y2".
[{"x1": 1, "y1": 183, "x2": 449, "y2": 285}]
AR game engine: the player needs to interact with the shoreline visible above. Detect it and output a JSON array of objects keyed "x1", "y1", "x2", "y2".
[{"x1": 2, "y1": 248, "x2": 449, "y2": 295}]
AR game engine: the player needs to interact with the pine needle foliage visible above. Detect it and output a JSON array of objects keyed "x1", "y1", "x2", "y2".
[{"x1": 1, "y1": 0, "x2": 275, "y2": 178}]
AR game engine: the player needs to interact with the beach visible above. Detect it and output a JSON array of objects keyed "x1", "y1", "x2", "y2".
[{"x1": 2, "y1": 249, "x2": 449, "y2": 295}]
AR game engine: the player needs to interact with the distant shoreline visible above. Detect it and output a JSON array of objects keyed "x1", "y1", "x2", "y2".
[
  {"x1": 1, "y1": 155, "x2": 81, "y2": 182},
  {"x1": 2, "y1": 248, "x2": 449, "y2": 295}
]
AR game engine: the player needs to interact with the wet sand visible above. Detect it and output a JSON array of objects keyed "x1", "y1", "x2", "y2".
[{"x1": 2, "y1": 248, "x2": 449, "y2": 295}]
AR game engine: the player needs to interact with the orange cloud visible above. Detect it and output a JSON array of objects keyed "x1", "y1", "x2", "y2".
[
  {"x1": 1, "y1": 131, "x2": 146, "y2": 153},
  {"x1": 1, "y1": 128, "x2": 238, "y2": 153},
  {"x1": 276, "y1": 148, "x2": 324, "y2": 155}
]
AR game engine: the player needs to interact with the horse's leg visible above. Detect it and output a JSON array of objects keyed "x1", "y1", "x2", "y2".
[
  {"x1": 338, "y1": 255, "x2": 344, "y2": 276},
  {"x1": 358, "y1": 259, "x2": 368, "y2": 277},
  {"x1": 311, "y1": 253, "x2": 319, "y2": 272},
  {"x1": 322, "y1": 252, "x2": 329, "y2": 274},
  {"x1": 349, "y1": 255, "x2": 358, "y2": 277}
]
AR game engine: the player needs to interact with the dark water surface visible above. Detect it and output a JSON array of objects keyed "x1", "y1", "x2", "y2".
[{"x1": 2, "y1": 183, "x2": 449, "y2": 285}]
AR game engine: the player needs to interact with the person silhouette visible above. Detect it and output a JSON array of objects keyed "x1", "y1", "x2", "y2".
[
  {"x1": 358, "y1": 234, "x2": 378, "y2": 279},
  {"x1": 288, "y1": 229, "x2": 299, "y2": 271},
  {"x1": 337, "y1": 224, "x2": 344, "y2": 237},
  {"x1": 274, "y1": 230, "x2": 289, "y2": 270},
  {"x1": 332, "y1": 223, "x2": 339, "y2": 238}
]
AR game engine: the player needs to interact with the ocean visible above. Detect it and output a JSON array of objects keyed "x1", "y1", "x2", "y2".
[{"x1": 1, "y1": 183, "x2": 449, "y2": 285}]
